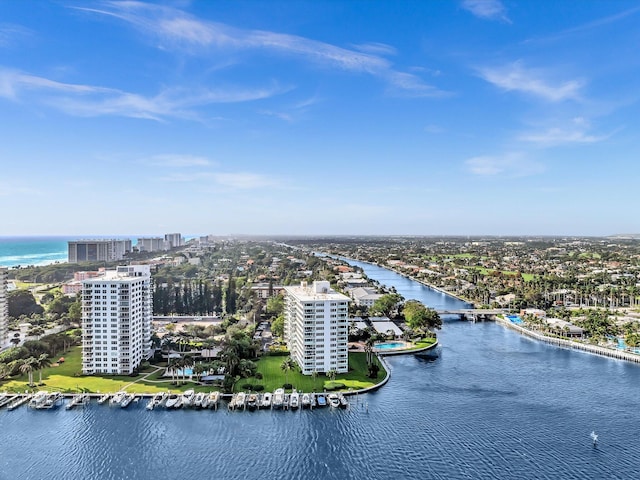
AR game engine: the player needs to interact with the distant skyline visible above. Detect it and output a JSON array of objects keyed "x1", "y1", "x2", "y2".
[{"x1": 1, "y1": 1, "x2": 639, "y2": 236}]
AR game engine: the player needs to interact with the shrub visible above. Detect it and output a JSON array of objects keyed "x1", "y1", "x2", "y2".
[
  {"x1": 283, "y1": 383, "x2": 292, "y2": 389},
  {"x1": 253, "y1": 384, "x2": 264, "y2": 391},
  {"x1": 255, "y1": 372, "x2": 263, "y2": 380}
]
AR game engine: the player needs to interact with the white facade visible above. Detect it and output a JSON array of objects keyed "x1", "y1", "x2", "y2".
[
  {"x1": 136, "y1": 237, "x2": 168, "y2": 252},
  {"x1": 284, "y1": 281, "x2": 350, "y2": 375},
  {"x1": 0, "y1": 268, "x2": 7, "y2": 348},
  {"x1": 68, "y1": 239, "x2": 132, "y2": 263},
  {"x1": 81, "y1": 265, "x2": 152, "y2": 375},
  {"x1": 164, "y1": 233, "x2": 183, "y2": 249}
]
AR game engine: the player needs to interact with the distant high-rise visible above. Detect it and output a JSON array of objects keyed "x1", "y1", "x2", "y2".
[
  {"x1": 136, "y1": 237, "x2": 168, "y2": 252},
  {"x1": 81, "y1": 265, "x2": 152, "y2": 375},
  {"x1": 68, "y1": 239, "x2": 132, "y2": 263},
  {"x1": 284, "y1": 281, "x2": 350, "y2": 375},
  {"x1": 0, "y1": 268, "x2": 7, "y2": 348},
  {"x1": 164, "y1": 233, "x2": 183, "y2": 249}
]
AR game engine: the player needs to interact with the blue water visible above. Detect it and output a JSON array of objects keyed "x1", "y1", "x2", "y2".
[
  {"x1": 1, "y1": 259, "x2": 640, "y2": 479},
  {"x1": 507, "y1": 315, "x2": 523, "y2": 324},
  {"x1": 0, "y1": 236, "x2": 69, "y2": 267}
]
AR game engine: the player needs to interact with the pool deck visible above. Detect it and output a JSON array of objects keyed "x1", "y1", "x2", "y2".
[{"x1": 374, "y1": 340, "x2": 439, "y2": 356}]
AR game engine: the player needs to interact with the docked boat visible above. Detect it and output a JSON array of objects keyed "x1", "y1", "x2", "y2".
[
  {"x1": 338, "y1": 393, "x2": 348, "y2": 409},
  {"x1": 316, "y1": 393, "x2": 327, "y2": 407},
  {"x1": 246, "y1": 393, "x2": 258, "y2": 410},
  {"x1": 165, "y1": 393, "x2": 182, "y2": 409},
  {"x1": 120, "y1": 393, "x2": 135, "y2": 408},
  {"x1": 207, "y1": 391, "x2": 219, "y2": 409},
  {"x1": 301, "y1": 393, "x2": 311, "y2": 409},
  {"x1": 110, "y1": 391, "x2": 126, "y2": 406},
  {"x1": 39, "y1": 392, "x2": 62, "y2": 409},
  {"x1": 273, "y1": 388, "x2": 284, "y2": 409},
  {"x1": 328, "y1": 393, "x2": 340, "y2": 408},
  {"x1": 261, "y1": 392, "x2": 272, "y2": 409},
  {"x1": 66, "y1": 394, "x2": 90, "y2": 409},
  {"x1": 289, "y1": 390, "x2": 299, "y2": 409},
  {"x1": 8, "y1": 395, "x2": 30, "y2": 410},
  {"x1": 29, "y1": 391, "x2": 49, "y2": 408},
  {"x1": 234, "y1": 392, "x2": 246, "y2": 409},
  {"x1": 97, "y1": 393, "x2": 110, "y2": 404},
  {"x1": 193, "y1": 392, "x2": 206, "y2": 408},
  {"x1": 182, "y1": 389, "x2": 195, "y2": 407}
]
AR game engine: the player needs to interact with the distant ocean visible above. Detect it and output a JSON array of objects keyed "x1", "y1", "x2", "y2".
[{"x1": 0, "y1": 237, "x2": 69, "y2": 268}]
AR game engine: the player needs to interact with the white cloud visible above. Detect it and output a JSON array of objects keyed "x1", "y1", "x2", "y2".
[
  {"x1": 146, "y1": 154, "x2": 213, "y2": 167},
  {"x1": 519, "y1": 128, "x2": 607, "y2": 146},
  {"x1": 77, "y1": 1, "x2": 445, "y2": 98},
  {"x1": 465, "y1": 152, "x2": 544, "y2": 177},
  {"x1": 212, "y1": 172, "x2": 280, "y2": 189},
  {"x1": 462, "y1": 0, "x2": 510, "y2": 22},
  {"x1": 0, "y1": 67, "x2": 285, "y2": 120},
  {"x1": 477, "y1": 61, "x2": 583, "y2": 101}
]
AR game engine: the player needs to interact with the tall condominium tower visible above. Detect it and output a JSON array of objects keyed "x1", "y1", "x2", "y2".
[
  {"x1": 81, "y1": 265, "x2": 152, "y2": 375},
  {"x1": 164, "y1": 233, "x2": 183, "y2": 249},
  {"x1": 0, "y1": 268, "x2": 7, "y2": 348},
  {"x1": 68, "y1": 239, "x2": 132, "y2": 263},
  {"x1": 284, "y1": 280, "x2": 350, "y2": 375}
]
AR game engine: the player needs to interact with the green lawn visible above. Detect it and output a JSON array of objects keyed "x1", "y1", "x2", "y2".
[
  {"x1": 237, "y1": 352, "x2": 385, "y2": 393},
  {"x1": 0, "y1": 346, "x2": 213, "y2": 394}
]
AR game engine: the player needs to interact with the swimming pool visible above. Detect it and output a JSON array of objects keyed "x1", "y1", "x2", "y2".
[
  {"x1": 374, "y1": 342, "x2": 407, "y2": 350},
  {"x1": 506, "y1": 315, "x2": 523, "y2": 325}
]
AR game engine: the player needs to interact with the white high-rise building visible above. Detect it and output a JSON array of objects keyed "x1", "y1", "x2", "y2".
[
  {"x1": 284, "y1": 280, "x2": 350, "y2": 375},
  {"x1": 164, "y1": 233, "x2": 183, "y2": 249},
  {"x1": 68, "y1": 239, "x2": 132, "y2": 263},
  {"x1": 136, "y1": 237, "x2": 168, "y2": 252},
  {"x1": 81, "y1": 265, "x2": 152, "y2": 375},
  {"x1": 0, "y1": 268, "x2": 8, "y2": 348}
]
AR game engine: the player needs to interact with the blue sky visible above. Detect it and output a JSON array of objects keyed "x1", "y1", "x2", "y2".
[{"x1": 1, "y1": 0, "x2": 639, "y2": 236}]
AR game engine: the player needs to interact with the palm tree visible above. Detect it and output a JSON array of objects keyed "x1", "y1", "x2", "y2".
[
  {"x1": 168, "y1": 357, "x2": 179, "y2": 385},
  {"x1": 280, "y1": 356, "x2": 295, "y2": 387},
  {"x1": 35, "y1": 354, "x2": 51, "y2": 385},
  {"x1": 182, "y1": 356, "x2": 194, "y2": 384},
  {"x1": 192, "y1": 364, "x2": 206, "y2": 382},
  {"x1": 19, "y1": 357, "x2": 37, "y2": 387},
  {"x1": 327, "y1": 369, "x2": 337, "y2": 382}
]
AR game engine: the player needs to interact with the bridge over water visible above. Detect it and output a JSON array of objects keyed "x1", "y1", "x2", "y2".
[{"x1": 435, "y1": 308, "x2": 508, "y2": 320}]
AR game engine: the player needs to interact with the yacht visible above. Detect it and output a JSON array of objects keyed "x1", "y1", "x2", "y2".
[
  {"x1": 66, "y1": 394, "x2": 89, "y2": 409},
  {"x1": 29, "y1": 391, "x2": 48, "y2": 408},
  {"x1": 193, "y1": 392, "x2": 206, "y2": 408},
  {"x1": 39, "y1": 392, "x2": 62, "y2": 409},
  {"x1": 182, "y1": 389, "x2": 195, "y2": 407},
  {"x1": 165, "y1": 393, "x2": 182, "y2": 409},
  {"x1": 110, "y1": 391, "x2": 126, "y2": 406},
  {"x1": 338, "y1": 393, "x2": 348, "y2": 409},
  {"x1": 261, "y1": 392, "x2": 272, "y2": 409},
  {"x1": 273, "y1": 388, "x2": 284, "y2": 409},
  {"x1": 120, "y1": 393, "x2": 135, "y2": 408},
  {"x1": 301, "y1": 393, "x2": 311, "y2": 409},
  {"x1": 316, "y1": 393, "x2": 327, "y2": 407},
  {"x1": 97, "y1": 393, "x2": 110, "y2": 405},
  {"x1": 207, "y1": 391, "x2": 219, "y2": 409},
  {"x1": 328, "y1": 393, "x2": 340, "y2": 408},
  {"x1": 289, "y1": 390, "x2": 299, "y2": 409},
  {"x1": 234, "y1": 392, "x2": 246, "y2": 409},
  {"x1": 0, "y1": 393, "x2": 13, "y2": 408}
]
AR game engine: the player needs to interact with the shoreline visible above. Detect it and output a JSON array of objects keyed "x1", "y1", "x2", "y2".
[{"x1": 495, "y1": 316, "x2": 640, "y2": 365}]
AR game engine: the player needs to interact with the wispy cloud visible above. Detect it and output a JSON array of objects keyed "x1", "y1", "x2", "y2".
[
  {"x1": 477, "y1": 61, "x2": 583, "y2": 102},
  {"x1": 77, "y1": 1, "x2": 445, "y2": 98},
  {"x1": 461, "y1": 0, "x2": 510, "y2": 22},
  {"x1": 351, "y1": 42, "x2": 397, "y2": 56},
  {"x1": 0, "y1": 23, "x2": 32, "y2": 48},
  {"x1": 465, "y1": 152, "x2": 544, "y2": 177},
  {"x1": 145, "y1": 154, "x2": 213, "y2": 167},
  {"x1": 0, "y1": 67, "x2": 286, "y2": 120},
  {"x1": 155, "y1": 168, "x2": 282, "y2": 190},
  {"x1": 519, "y1": 117, "x2": 612, "y2": 146}
]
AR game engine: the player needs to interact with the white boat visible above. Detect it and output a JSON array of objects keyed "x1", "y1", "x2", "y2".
[
  {"x1": 29, "y1": 391, "x2": 48, "y2": 408},
  {"x1": 193, "y1": 392, "x2": 205, "y2": 408},
  {"x1": 97, "y1": 393, "x2": 110, "y2": 404},
  {"x1": 66, "y1": 394, "x2": 89, "y2": 409},
  {"x1": 120, "y1": 393, "x2": 135, "y2": 408},
  {"x1": 207, "y1": 391, "x2": 219, "y2": 408},
  {"x1": 261, "y1": 392, "x2": 272, "y2": 408},
  {"x1": 182, "y1": 389, "x2": 195, "y2": 407},
  {"x1": 301, "y1": 393, "x2": 311, "y2": 408},
  {"x1": 338, "y1": 393, "x2": 348, "y2": 409},
  {"x1": 273, "y1": 388, "x2": 284, "y2": 409},
  {"x1": 316, "y1": 393, "x2": 327, "y2": 407},
  {"x1": 234, "y1": 392, "x2": 246, "y2": 409},
  {"x1": 289, "y1": 390, "x2": 299, "y2": 409},
  {"x1": 110, "y1": 391, "x2": 126, "y2": 406},
  {"x1": 39, "y1": 392, "x2": 62, "y2": 409},
  {"x1": 328, "y1": 393, "x2": 340, "y2": 408},
  {"x1": 166, "y1": 393, "x2": 182, "y2": 409},
  {"x1": 201, "y1": 394, "x2": 209, "y2": 409},
  {"x1": 0, "y1": 393, "x2": 13, "y2": 408}
]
